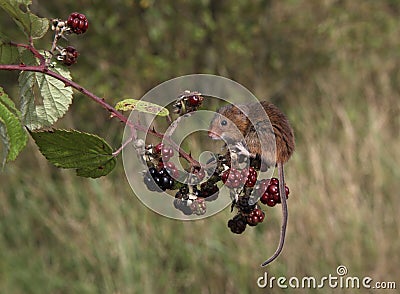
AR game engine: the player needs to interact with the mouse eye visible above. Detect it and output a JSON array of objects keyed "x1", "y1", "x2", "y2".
[{"x1": 220, "y1": 120, "x2": 227, "y2": 126}]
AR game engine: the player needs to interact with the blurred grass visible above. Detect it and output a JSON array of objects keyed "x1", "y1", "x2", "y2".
[{"x1": 1, "y1": 0, "x2": 400, "y2": 293}]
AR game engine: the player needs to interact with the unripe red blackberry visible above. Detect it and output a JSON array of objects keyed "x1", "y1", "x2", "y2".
[
  {"x1": 247, "y1": 208, "x2": 265, "y2": 226},
  {"x1": 187, "y1": 95, "x2": 203, "y2": 107},
  {"x1": 161, "y1": 145, "x2": 174, "y2": 162},
  {"x1": 154, "y1": 143, "x2": 163, "y2": 154},
  {"x1": 62, "y1": 46, "x2": 79, "y2": 66},
  {"x1": 67, "y1": 12, "x2": 89, "y2": 34},
  {"x1": 190, "y1": 198, "x2": 207, "y2": 215},
  {"x1": 243, "y1": 167, "x2": 257, "y2": 187},
  {"x1": 221, "y1": 168, "x2": 244, "y2": 188}
]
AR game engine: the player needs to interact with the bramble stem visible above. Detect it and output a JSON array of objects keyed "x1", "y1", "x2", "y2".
[
  {"x1": 9, "y1": 42, "x2": 45, "y2": 65},
  {"x1": 0, "y1": 53, "x2": 200, "y2": 167}
]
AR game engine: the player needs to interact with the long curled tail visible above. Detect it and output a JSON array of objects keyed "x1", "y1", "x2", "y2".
[{"x1": 261, "y1": 162, "x2": 288, "y2": 266}]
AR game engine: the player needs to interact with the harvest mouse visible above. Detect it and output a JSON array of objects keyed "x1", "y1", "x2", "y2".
[{"x1": 208, "y1": 100, "x2": 295, "y2": 266}]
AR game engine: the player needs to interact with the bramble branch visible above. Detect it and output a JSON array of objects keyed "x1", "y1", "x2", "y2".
[{"x1": 0, "y1": 47, "x2": 200, "y2": 168}]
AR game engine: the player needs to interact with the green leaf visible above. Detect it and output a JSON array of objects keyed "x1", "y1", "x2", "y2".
[
  {"x1": 0, "y1": 35, "x2": 19, "y2": 64},
  {"x1": 115, "y1": 99, "x2": 169, "y2": 116},
  {"x1": 0, "y1": 87, "x2": 28, "y2": 167},
  {"x1": 0, "y1": 0, "x2": 49, "y2": 39},
  {"x1": 29, "y1": 129, "x2": 116, "y2": 178},
  {"x1": 19, "y1": 65, "x2": 73, "y2": 130}
]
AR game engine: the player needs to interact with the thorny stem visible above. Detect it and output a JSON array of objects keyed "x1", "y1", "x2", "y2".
[
  {"x1": 0, "y1": 45, "x2": 200, "y2": 168},
  {"x1": 10, "y1": 41, "x2": 45, "y2": 65}
]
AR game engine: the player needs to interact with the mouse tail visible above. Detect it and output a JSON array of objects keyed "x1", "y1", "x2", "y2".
[{"x1": 260, "y1": 162, "x2": 288, "y2": 266}]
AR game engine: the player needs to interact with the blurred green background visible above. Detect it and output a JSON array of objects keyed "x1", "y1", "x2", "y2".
[{"x1": 1, "y1": 0, "x2": 400, "y2": 293}]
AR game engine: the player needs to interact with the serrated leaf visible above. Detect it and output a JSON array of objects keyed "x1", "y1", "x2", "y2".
[
  {"x1": 115, "y1": 99, "x2": 169, "y2": 116},
  {"x1": 29, "y1": 129, "x2": 116, "y2": 178},
  {"x1": 19, "y1": 65, "x2": 73, "y2": 130},
  {"x1": 0, "y1": 0, "x2": 49, "y2": 39},
  {"x1": 0, "y1": 87, "x2": 28, "y2": 166}
]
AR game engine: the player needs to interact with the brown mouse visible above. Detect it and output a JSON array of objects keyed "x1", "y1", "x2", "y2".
[{"x1": 208, "y1": 100, "x2": 295, "y2": 266}]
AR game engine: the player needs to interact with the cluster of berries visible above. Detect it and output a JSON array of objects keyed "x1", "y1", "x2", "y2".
[
  {"x1": 51, "y1": 12, "x2": 89, "y2": 66},
  {"x1": 143, "y1": 143, "x2": 178, "y2": 191},
  {"x1": 142, "y1": 140, "x2": 220, "y2": 216},
  {"x1": 221, "y1": 167, "x2": 257, "y2": 188},
  {"x1": 144, "y1": 166, "x2": 174, "y2": 192},
  {"x1": 173, "y1": 184, "x2": 219, "y2": 216},
  {"x1": 228, "y1": 195, "x2": 265, "y2": 234},
  {"x1": 227, "y1": 175, "x2": 290, "y2": 234},
  {"x1": 256, "y1": 178, "x2": 290, "y2": 207}
]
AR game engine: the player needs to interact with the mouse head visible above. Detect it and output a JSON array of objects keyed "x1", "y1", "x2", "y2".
[{"x1": 208, "y1": 105, "x2": 249, "y2": 142}]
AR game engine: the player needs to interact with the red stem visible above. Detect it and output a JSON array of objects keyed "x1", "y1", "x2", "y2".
[
  {"x1": 0, "y1": 63, "x2": 200, "y2": 167},
  {"x1": 10, "y1": 41, "x2": 45, "y2": 65}
]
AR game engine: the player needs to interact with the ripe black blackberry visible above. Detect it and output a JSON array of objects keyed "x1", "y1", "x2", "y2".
[
  {"x1": 228, "y1": 213, "x2": 247, "y2": 234},
  {"x1": 236, "y1": 195, "x2": 255, "y2": 214},
  {"x1": 173, "y1": 198, "x2": 193, "y2": 215},
  {"x1": 143, "y1": 167, "x2": 174, "y2": 192},
  {"x1": 67, "y1": 12, "x2": 89, "y2": 34},
  {"x1": 200, "y1": 182, "x2": 219, "y2": 201}
]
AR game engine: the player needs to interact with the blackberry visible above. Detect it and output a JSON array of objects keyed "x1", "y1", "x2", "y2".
[
  {"x1": 221, "y1": 168, "x2": 245, "y2": 188},
  {"x1": 143, "y1": 167, "x2": 174, "y2": 192},
  {"x1": 190, "y1": 198, "x2": 207, "y2": 215},
  {"x1": 161, "y1": 145, "x2": 174, "y2": 162},
  {"x1": 187, "y1": 94, "x2": 202, "y2": 107},
  {"x1": 153, "y1": 143, "x2": 163, "y2": 154},
  {"x1": 179, "y1": 185, "x2": 189, "y2": 196},
  {"x1": 62, "y1": 46, "x2": 79, "y2": 66},
  {"x1": 67, "y1": 12, "x2": 89, "y2": 34},
  {"x1": 247, "y1": 208, "x2": 265, "y2": 226},
  {"x1": 242, "y1": 167, "x2": 257, "y2": 187},
  {"x1": 143, "y1": 171, "x2": 161, "y2": 192},
  {"x1": 200, "y1": 182, "x2": 219, "y2": 201},
  {"x1": 173, "y1": 198, "x2": 193, "y2": 215},
  {"x1": 227, "y1": 213, "x2": 247, "y2": 234},
  {"x1": 267, "y1": 183, "x2": 279, "y2": 194},
  {"x1": 259, "y1": 177, "x2": 289, "y2": 206},
  {"x1": 236, "y1": 195, "x2": 255, "y2": 214},
  {"x1": 165, "y1": 161, "x2": 180, "y2": 179}
]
